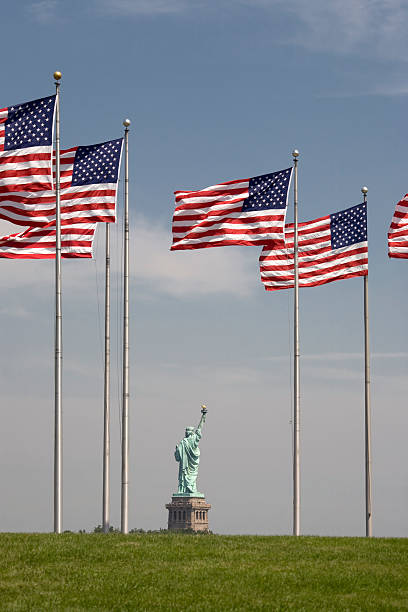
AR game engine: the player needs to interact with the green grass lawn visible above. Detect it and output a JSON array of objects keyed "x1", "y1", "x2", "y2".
[{"x1": 0, "y1": 533, "x2": 407, "y2": 610}]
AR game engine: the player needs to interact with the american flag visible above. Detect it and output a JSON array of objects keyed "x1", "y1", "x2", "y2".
[
  {"x1": 260, "y1": 202, "x2": 368, "y2": 290},
  {"x1": 171, "y1": 168, "x2": 292, "y2": 250},
  {"x1": 388, "y1": 194, "x2": 408, "y2": 259},
  {"x1": 0, "y1": 95, "x2": 56, "y2": 224},
  {"x1": 0, "y1": 138, "x2": 123, "y2": 227},
  {"x1": 0, "y1": 220, "x2": 96, "y2": 259}
]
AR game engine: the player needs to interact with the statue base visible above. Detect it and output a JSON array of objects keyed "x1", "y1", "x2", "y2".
[{"x1": 166, "y1": 495, "x2": 211, "y2": 532}]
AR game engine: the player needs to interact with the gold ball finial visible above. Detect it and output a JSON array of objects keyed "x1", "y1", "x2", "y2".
[
  {"x1": 54, "y1": 71, "x2": 62, "y2": 81},
  {"x1": 123, "y1": 118, "x2": 131, "y2": 128}
]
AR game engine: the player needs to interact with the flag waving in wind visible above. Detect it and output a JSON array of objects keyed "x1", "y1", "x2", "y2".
[
  {"x1": 388, "y1": 194, "x2": 408, "y2": 259},
  {"x1": 0, "y1": 138, "x2": 123, "y2": 227},
  {"x1": 260, "y1": 202, "x2": 368, "y2": 290},
  {"x1": 171, "y1": 168, "x2": 292, "y2": 250},
  {"x1": 0, "y1": 95, "x2": 56, "y2": 224},
  {"x1": 0, "y1": 221, "x2": 96, "y2": 259}
]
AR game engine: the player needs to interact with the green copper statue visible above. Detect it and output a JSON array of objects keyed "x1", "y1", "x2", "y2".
[{"x1": 174, "y1": 405, "x2": 207, "y2": 496}]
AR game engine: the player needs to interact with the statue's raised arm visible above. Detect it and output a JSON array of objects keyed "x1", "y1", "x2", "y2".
[{"x1": 196, "y1": 405, "x2": 208, "y2": 433}]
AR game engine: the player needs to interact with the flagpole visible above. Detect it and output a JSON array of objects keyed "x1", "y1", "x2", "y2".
[
  {"x1": 103, "y1": 222, "x2": 111, "y2": 533},
  {"x1": 53, "y1": 70, "x2": 62, "y2": 534},
  {"x1": 361, "y1": 185, "x2": 372, "y2": 537},
  {"x1": 121, "y1": 119, "x2": 130, "y2": 534},
  {"x1": 292, "y1": 149, "x2": 300, "y2": 536}
]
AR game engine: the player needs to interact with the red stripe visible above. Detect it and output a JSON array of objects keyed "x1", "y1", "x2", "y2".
[
  {"x1": 0, "y1": 152, "x2": 52, "y2": 164},
  {"x1": 0, "y1": 193, "x2": 56, "y2": 204},
  {"x1": 174, "y1": 195, "x2": 248, "y2": 212},
  {"x1": 175, "y1": 187, "x2": 248, "y2": 204},
  {"x1": 0, "y1": 205, "x2": 54, "y2": 218},
  {"x1": 171, "y1": 236, "x2": 286, "y2": 250},
  {"x1": 388, "y1": 241, "x2": 408, "y2": 247},
  {"x1": 0, "y1": 238, "x2": 93, "y2": 248},
  {"x1": 62, "y1": 253, "x2": 92, "y2": 258},
  {"x1": 390, "y1": 220, "x2": 408, "y2": 231},
  {"x1": 0, "y1": 199, "x2": 115, "y2": 217},
  {"x1": 63, "y1": 214, "x2": 115, "y2": 224},
  {"x1": 61, "y1": 228, "x2": 95, "y2": 236},
  {"x1": 393, "y1": 210, "x2": 408, "y2": 220},
  {"x1": 388, "y1": 228, "x2": 408, "y2": 238},
  {"x1": 0, "y1": 182, "x2": 53, "y2": 195},
  {"x1": 0, "y1": 210, "x2": 114, "y2": 226},
  {"x1": 0, "y1": 252, "x2": 91, "y2": 259},
  {"x1": 174, "y1": 177, "x2": 249, "y2": 195},
  {"x1": 61, "y1": 203, "x2": 115, "y2": 214},
  {"x1": 174, "y1": 204, "x2": 243, "y2": 222},
  {"x1": 59, "y1": 169, "x2": 73, "y2": 178},
  {"x1": 60, "y1": 188, "x2": 116, "y2": 200},
  {"x1": 0, "y1": 168, "x2": 52, "y2": 180},
  {"x1": 13, "y1": 227, "x2": 95, "y2": 238},
  {"x1": 173, "y1": 224, "x2": 285, "y2": 243}
]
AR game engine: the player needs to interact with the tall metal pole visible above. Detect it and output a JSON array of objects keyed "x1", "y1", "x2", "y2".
[
  {"x1": 53, "y1": 71, "x2": 62, "y2": 534},
  {"x1": 102, "y1": 222, "x2": 111, "y2": 533},
  {"x1": 121, "y1": 119, "x2": 130, "y2": 534},
  {"x1": 362, "y1": 185, "x2": 372, "y2": 537},
  {"x1": 292, "y1": 149, "x2": 300, "y2": 536}
]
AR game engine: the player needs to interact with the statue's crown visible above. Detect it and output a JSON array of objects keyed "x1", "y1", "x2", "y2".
[{"x1": 186, "y1": 426, "x2": 195, "y2": 432}]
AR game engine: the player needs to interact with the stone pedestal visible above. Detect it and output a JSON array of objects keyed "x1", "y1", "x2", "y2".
[{"x1": 166, "y1": 495, "x2": 211, "y2": 532}]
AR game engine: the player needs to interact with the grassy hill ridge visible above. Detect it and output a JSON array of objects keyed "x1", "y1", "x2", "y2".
[{"x1": 0, "y1": 533, "x2": 407, "y2": 610}]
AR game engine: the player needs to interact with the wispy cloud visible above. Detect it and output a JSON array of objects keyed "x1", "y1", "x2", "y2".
[
  {"x1": 96, "y1": 0, "x2": 197, "y2": 16},
  {"x1": 251, "y1": 0, "x2": 408, "y2": 59},
  {"x1": 94, "y1": 0, "x2": 408, "y2": 61},
  {"x1": 27, "y1": 0, "x2": 58, "y2": 24},
  {"x1": 130, "y1": 215, "x2": 257, "y2": 297},
  {"x1": 0, "y1": 306, "x2": 30, "y2": 319}
]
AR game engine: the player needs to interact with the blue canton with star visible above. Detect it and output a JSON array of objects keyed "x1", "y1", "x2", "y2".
[
  {"x1": 5, "y1": 95, "x2": 56, "y2": 151},
  {"x1": 71, "y1": 139, "x2": 123, "y2": 186},
  {"x1": 330, "y1": 202, "x2": 367, "y2": 250},
  {"x1": 241, "y1": 168, "x2": 292, "y2": 211}
]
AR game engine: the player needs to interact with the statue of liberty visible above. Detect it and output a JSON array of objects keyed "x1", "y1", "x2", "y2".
[{"x1": 174, "y1": 405, "x2": 207, "y2": 496}]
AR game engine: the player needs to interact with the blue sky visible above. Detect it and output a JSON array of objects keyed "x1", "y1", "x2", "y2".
[{"x1": 0, "y1": 0, "x2": 407, "y2": 536}]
